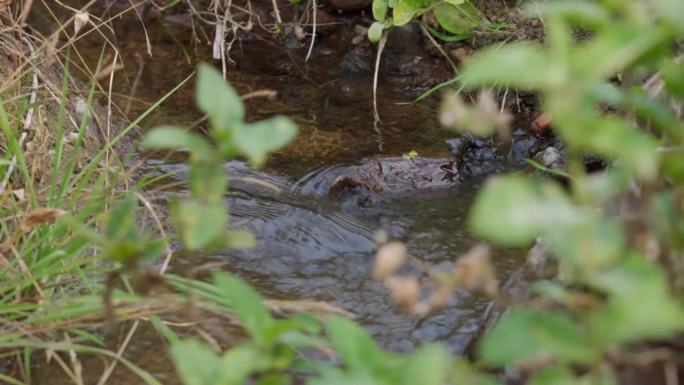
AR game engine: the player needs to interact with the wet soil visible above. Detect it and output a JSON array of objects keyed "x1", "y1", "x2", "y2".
[{"x1": 27, "y1": 1, "x2": 541, "y2": 383}]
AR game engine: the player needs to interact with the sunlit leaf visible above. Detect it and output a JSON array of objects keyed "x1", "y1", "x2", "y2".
[
  {"x1": 368, "y1": 21, "x2": 385, "y2": 43},
  {"x1": 372, "y1": 0, "x2": 388, "y2": 21}
]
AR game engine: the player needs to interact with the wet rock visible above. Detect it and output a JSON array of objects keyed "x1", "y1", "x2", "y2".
[
  {"x1": 325, "y1": 0, "x2": 372, "y2": 11},
  {"x1": 294, "y1": 157, "x2": 460, "y2": 205},
  {"x1": 534, "y1": 146, "x2": 564, "y2": 169},
  {"x1": 446, "y1": 134, "x2": 506, "y2": 177},
  {"x1": 446, "y1": 131, "x2": 563, "y2": 177},
  {"x1": 385, "y1": 23, "x2": 423, "y2": 76},
  {"x1": 338, "y1": 48, "x2": 372, "y2": 76},
  {"x1": 323, "y1": 77, "x2": 371, "y2": 105}
]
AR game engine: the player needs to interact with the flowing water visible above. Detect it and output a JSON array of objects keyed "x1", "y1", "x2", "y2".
[{"x1": 30, "y1": 3, "x2": 525, "y2": 383}]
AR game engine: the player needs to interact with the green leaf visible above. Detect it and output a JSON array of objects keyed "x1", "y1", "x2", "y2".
[
  {"x1": 368, "y1": 21, "x2": 385, "y2": 43},
  {"x1": 460, "y1": 43, "x2": 556, "y2": 90},
  {"x1": 393, "y1": 0, "x2": 422, "y2": 26},
  {"x1": 213, "y1": 273, "x2": 275, "y2": 343},
  {"x1": 545, "y1": 217, "x2": 625, "y2": 276},
  {"x1": 425, "y1": 25, "x2": 471, "y2": 42},
  {"x1": 102, "y1": 194, "x2": 163, "y2": 264},
  {"x1": 479, "y1": 309, "x2": 599, "y2": 366},
  {"x1": 529, "y1": 367, "x2": 579, "y2": 385},
  {"x1": 562, "y1": 116, "x2": 660, "y2": 180},
  {"x1": 400, "y1": 344, "x2": 451, "y2": 385},
  {"x1": 232, "y1": 116, "x2": 298, "y2": 168},
  {"x1": 325, "y1": 316, "x2": 395, "y2": 374},
  {"x1": 105, "y1": 194, "x2": 138, "y2": 241},
  {"x1": 433, "y1": 2, "x2": 479, "y2": 35},
  {"x1": 574, "y1": 26, "x2": 667, "y2": 80},
  {"x1": 196, "y1": 64, "x2": 244, "y2": 133},
  {"x1": 469, "y1": 175, "x2": 581, "y2": 246},
  {"x1": 589, "y1": 257, "x2": 684, "y2": 345},
  {"x1": 224, "y1": 228, "x2": 256, "y2": 249},
  {"x1": 372, "y1": 0, "x2": 388, "y2": 21},
  {"x1": 523, "y1": 2, "x2": 612, "y2": 29},
  {"x1": 217, "y1": 345, "x2": 263, "y2": 385},
  {"x1": 143, "y1": 126, "x2": 212, "y2": 160},
  {"x1": 188, "y1": 161, "x2": 227, "y2": 203},
  {"x1": 652, "y1": 0, "x2": 684, "y2": 32},
  {"x1": 171, "y1": 200, "x2": 227, "y2": 250},
  {"x1": 170, "y1": 339, "x2": 220, "y2": 385}
]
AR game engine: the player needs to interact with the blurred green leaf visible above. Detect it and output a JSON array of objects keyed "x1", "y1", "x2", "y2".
[
  {"x1": 662, "y1": 59, "x2": 684, "y2": 99},
  {"x1": 196, "y1": 64, "x2": 244, "y2": 133},
  {"x1": 143, "y1": 126, "x2": 212, "y2": 160},
  {"x1": 325, "y1": 316, "x2": 396, "y2": 375},
  {"x1": 523, "y1": 1, "x2": 612, "y2": 29},
  {"x1": 574, "y1": 27, "x2": 667, "y2": 79},
  {"x1": 171, "y1": 200, "x2": 227, "y2": 250},
  {"x1": 188, "y1": 161, "x2": 227, "y2": 204},
  {"x1": 460, "y1": 43, "x2": 556, "y2": 89},
  {"x1": 652, "y1": 0, "x2": 684, "y2": 33},
  {"x1": 469, "y1": 175, "x2": 581, "y2": 246},
  {"x1": 218, "y1": 345, "x2": 263, "y2": 385},
  {"x1": 479, "y1": 309, "x2": 599, "y2": 366},
  {"x1": 400, "y1": 344, "x2": 451, "y2": 385},
  {"x1": 170, "y1": 339, "x2": 220, "y2": 385},
  {"x1": 589, "y1": 257, "x2": 684, "y2": 345},
  {"x1": 213, "y1": 272, "x2": 275, "y2": 343},
  {"x1": 101, "y1": 194, "x2": 163, "y2": 264},
  {"x1": 232, "y1": 116, "x2": 298, "y2": 168},
  {"x1": 564, "y1": 116, "x2": 659, "y2": 180},
  {"x1": 545, "y1": 217, "x2": 625, "y2": 276},
  {"x1": 528, "y1": 367, "x2": 579, "y2": 385}
]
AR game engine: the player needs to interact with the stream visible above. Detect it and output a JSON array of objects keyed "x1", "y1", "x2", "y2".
[{"x1": 29, "y1": 2, "x2": 528, "y2": 383}]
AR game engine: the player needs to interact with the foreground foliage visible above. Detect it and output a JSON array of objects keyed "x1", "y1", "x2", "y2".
[
  {"x1": 2, "y1": 0, "x2": 684, "y2": 384},
  {"x1": 152, "y1": 1, "x2": 684, "y2": 384}
]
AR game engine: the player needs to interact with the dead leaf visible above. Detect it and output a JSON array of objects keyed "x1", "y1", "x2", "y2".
[
  {"x1": 427, "y1": 285, "x2": 453, "y2": 311},
  {"x1": 453, "y1": 243, "x2": 498, "y2": 296},
  {"x1": 0, "y1": 0, "x2": 11, "y2": 11},
  {"x1": 12, "y1": 189, "x2": 25, "y2": 201},
  {"x1": 74, "y1": 11, "x2": 90, "y2": 36},
  {"x1": 294, "y1": 25, "x2": 305, "y2": 40},
  {"x1": 531, "y1": 113, "x2": 552, "y2": 133},
  {"x1": 373, "y1": 241, "x2": 407, "y2": 281},
  {"x1": 21, "y1": 208, "x2": 67, "y2": 232},
  {"x1": 384, "y1": 276, "x2": 420, "y2": 312}
]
